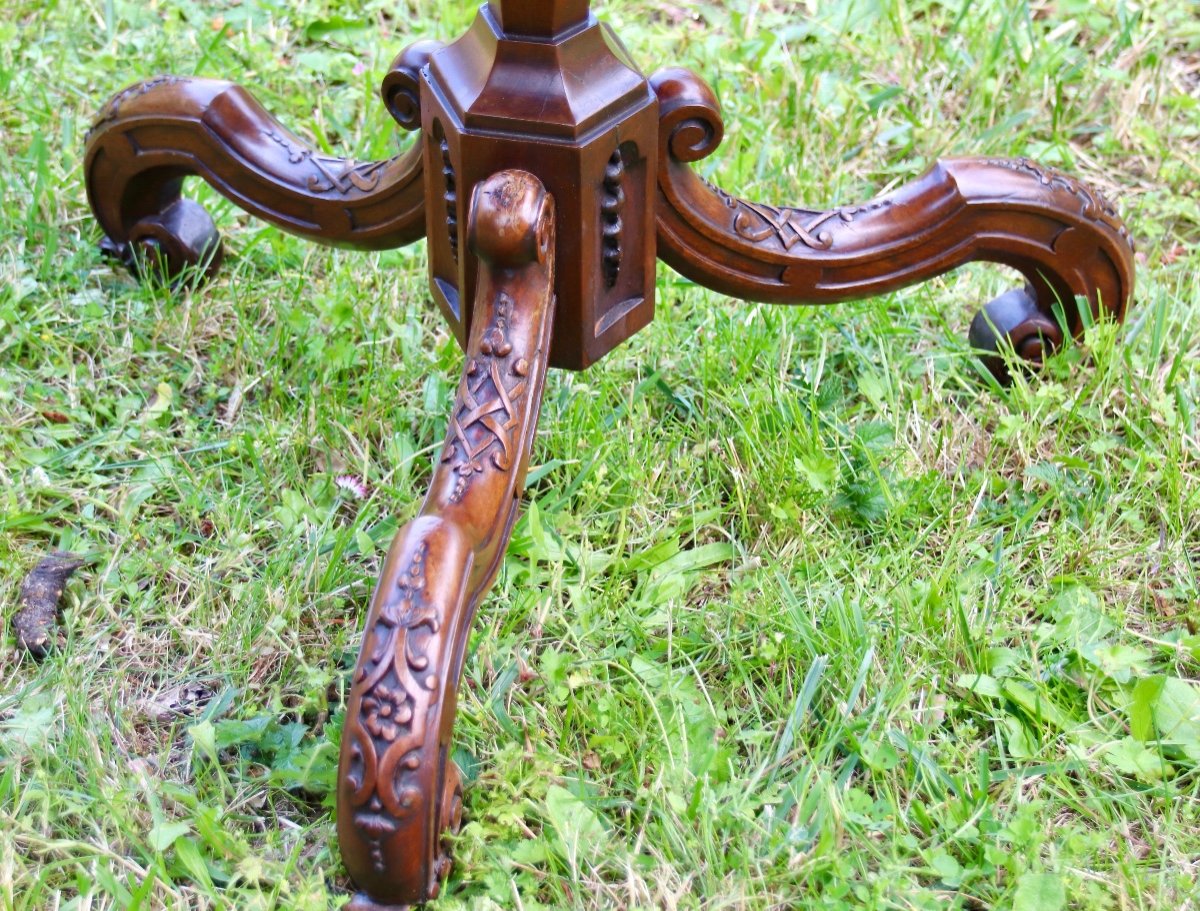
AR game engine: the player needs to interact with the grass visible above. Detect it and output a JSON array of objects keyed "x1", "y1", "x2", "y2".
[{"x1": 1, "y1": 0, "x2": 1199, "y2": 908}]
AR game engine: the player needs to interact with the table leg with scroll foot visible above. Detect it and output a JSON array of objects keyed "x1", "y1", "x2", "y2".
[
  {"x1": 82, "y1": 42, "x2": 440, "y2": 284},
  {"x1": 650, "y1": 68, "x2": 1135, "y2": 383}
]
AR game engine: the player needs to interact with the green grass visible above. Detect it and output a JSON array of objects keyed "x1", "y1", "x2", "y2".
[{"x1": 2, "y1": 0, "x2": 1199, "y2": 909}]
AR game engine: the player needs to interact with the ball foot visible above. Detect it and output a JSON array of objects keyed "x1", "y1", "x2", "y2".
[
  {"x1": 345, "y1": 897, "x2": 415, "y2": 911},
  {"x1": 968, "y1": 285, "x2": 1065, "y2": 384}
]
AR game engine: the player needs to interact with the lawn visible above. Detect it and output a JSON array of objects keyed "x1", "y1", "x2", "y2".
[{"x1": 2, "y1": 1, "x2": 1199, "y2": 909}]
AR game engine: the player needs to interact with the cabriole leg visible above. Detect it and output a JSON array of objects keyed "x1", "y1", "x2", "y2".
[
  {"x1": 83, "y1": 41, "x2": 440, "y2": 285},
  {"x1": 650, "y1": 68, "x2": 1136, "y2": 383},
  {"x1": 337, "y1": 170, "x2": 557, "y2": 910}
]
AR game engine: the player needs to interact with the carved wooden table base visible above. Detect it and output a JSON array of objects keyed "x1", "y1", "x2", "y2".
[{"x1": 82, "y1": 1, "x2": 1135, "y2": 907}]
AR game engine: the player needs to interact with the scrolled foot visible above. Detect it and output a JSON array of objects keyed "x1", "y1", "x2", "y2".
[
  {"x1": 968, "y1": 285, "x2": 1066, "y2": 383},
  {"x1": 84, "y1": 73, "x2": 427, "y2": 287},
  {"x1": 650, "y1": 67, "x2": 1136, "y2": 371},
  {"x1": 338, "y1": 170, "x2": 557, "y2": 907}
]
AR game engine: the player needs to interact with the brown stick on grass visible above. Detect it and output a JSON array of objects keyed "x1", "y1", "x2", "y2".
[{"x1": 11, "y1": 552, "x2": 87, "y2": 658}]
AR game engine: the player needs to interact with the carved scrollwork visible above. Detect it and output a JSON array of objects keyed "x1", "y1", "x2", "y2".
[
  {"x1": 657, "y1": 72, "x2": 724, "y2": 163},
  {"x1": 381, "y1": 40, "x2": 444, "y2": 131},
  {"x1": 650, "y1": 67, "x2": 1135, "y2": 337},
  {"x1": 261, "y1": 130, "x2": 392, "y2": 195},
  {"x1": 84, "y1": 76, "x2": 426, "y2": 255},
  {"x1": 338, "y1": 171, "x2": 557, "y2": 910},
  {"x1": 720, "y1": 195, "x2": 893, "y2": 252}
]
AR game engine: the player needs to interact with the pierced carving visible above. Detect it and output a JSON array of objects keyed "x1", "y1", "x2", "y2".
[
  {"x1": 435, "y1": 123, "x2": 461, "y2": 262},
  {"x1": 441, "y1": 293, "x2": 529, "y2": 503},
  {"x1": 601, "y1": 148, "x2": 625, "y2": 286}
]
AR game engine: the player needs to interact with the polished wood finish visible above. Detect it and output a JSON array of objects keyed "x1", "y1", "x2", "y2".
[
  {"x1": 651, "y1": 68, "x2": 1134, "y2": 373},
  {"x1": 489, "y1": 0, "x2": 591, "y2": 37},
  {"x1": 418, "y1": 4, "x2": 657, "y2": 369},
  {"x1": 84, "y1": 74, "x2": 430, "y2": 274},
  {"x1": 338, "y1": 170, "x2": 556, "y2": 910},
  {"x1": 82, "y1": 0, "x2": 1136, "y2": 905}
]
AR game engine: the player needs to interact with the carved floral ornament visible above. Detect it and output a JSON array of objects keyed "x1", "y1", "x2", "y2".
[{"x1": 343, "y1": 540, "x2": 442, "y2": 873}]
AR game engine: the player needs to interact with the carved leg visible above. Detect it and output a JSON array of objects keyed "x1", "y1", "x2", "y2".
[
  {"x1": 650, "y1": 69, "x2": 1136, "y2": 381},
  {"x1": 83, "y1": 43, "x2": 440, "y2": 283},
  {"x1": 337, "y1": 170, "x2": 556, "y2": 910}
]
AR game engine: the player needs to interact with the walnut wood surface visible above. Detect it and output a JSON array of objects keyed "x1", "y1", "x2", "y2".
[
  {"x1": 337, "y1": 170, "x2": 556, "y2": 910},
  {"x1": 81, "y1": 2, "x2": 1140, "y2": 905},
  {"x1": 84, "y1": 76, "x2": 427, "y2": 263},
  {"x1": 489, "y1": 0, "x2": 591, "y2": 37},
  {"x1": 651, "y1": 68, "x2": 1135, "y2": 341}
]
